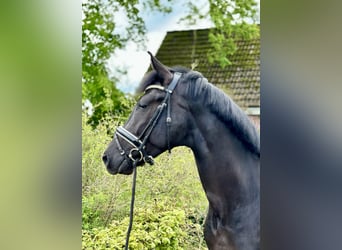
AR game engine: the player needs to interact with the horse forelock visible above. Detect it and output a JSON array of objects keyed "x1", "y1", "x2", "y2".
[{"x1": 182, "y1": 71, "x2": 260, "y2": 156}]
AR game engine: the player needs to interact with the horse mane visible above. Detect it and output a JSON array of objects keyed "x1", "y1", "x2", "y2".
[
  {"x1": 137, "y1": 68, "x2": 260, "y2": 156},
  {"x1": 183, "y1": 70, "x2": 260, "y2": 156}
]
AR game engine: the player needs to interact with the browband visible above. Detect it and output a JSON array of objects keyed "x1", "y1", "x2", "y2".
[
  {"x1": 145, "y1": 85, "x2": 165, "y2": 92},
  {"x1": 144, "y1": 72, "x2": 182, "y2": 93}
]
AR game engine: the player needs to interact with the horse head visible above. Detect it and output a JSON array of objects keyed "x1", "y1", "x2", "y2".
[{"x1": 102, "y1": 53, "x2": 191, "y2": 175}]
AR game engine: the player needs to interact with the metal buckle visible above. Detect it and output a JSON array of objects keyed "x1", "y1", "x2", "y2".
[
  {"x1": 144, "y1": 155, "x2": 154, "y2": 165},
  {"x1": 128, "y1": 148, "x2": 143, "y2": 162}
]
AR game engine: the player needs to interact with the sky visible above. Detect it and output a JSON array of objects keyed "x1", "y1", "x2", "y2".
[
  {"x1": 107, "y1": 0, "x2": 212, "y2": 93},
  {"x1": 107, "y1": 0, "x2": 260, "y2": 94}
]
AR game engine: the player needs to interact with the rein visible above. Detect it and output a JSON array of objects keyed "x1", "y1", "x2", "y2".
[
  {"x1": 125, "y1": 161, "x2": 138, "y2": 250},
  {"x1": 115, "y1": 72, "x2": 182, "y2": 249}
]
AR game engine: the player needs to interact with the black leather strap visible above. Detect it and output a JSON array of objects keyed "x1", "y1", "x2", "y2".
[
  {"x1": 114, "y1": 72, "x2": 182, "y2": 165},
  {"x1": 167, "y1": 72, "x2": 182, "y2": 93}
]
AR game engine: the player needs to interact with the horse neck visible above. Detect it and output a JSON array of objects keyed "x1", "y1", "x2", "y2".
[{"x1": 188, "y1": 107, "x2": 260, "y2": 220}]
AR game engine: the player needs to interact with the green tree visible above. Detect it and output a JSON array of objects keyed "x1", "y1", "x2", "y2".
[
  {"x1": 82, "y1": 0, "x2": 147, "y2": 126},
  {"x1": 208, "y1": 0, "x2": 259, "y2": 67},
  {"x1": 82, "y1": 0, "x2": 173, "y2": 126},
  {"x1": 182, "y1": 0, "x2": 259, "y2": 67}
]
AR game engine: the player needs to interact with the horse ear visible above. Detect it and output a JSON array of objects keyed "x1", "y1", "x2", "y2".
[{"x1": 147, "y1": 51, "x2": 173, "y2": 85}]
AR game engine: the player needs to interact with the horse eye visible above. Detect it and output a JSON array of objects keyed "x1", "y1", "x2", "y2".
[{"x1": 138, "y1": 103, "x2": 147, "y2": 109}]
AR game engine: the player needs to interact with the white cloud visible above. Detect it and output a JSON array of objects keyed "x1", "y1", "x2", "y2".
[{"x1": 107, "y1": 30, "x2": 166, "y2": 93}]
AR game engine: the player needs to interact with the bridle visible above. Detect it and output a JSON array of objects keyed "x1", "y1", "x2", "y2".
[
  {"x1": 114, "y1": 72, "x2": 182, "y2": 167},
  {"x1": 114, "y1": 72, "x2": 182, "y2": 250}
]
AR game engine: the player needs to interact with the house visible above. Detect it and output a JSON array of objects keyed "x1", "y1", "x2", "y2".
[{"x1": 154, "y1": 28, "x2": 260, "y2": 130}]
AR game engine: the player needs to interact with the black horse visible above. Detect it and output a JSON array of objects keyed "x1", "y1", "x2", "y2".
[{"x1": 103, "y1": 52, "x2": 260, "y2": 250}]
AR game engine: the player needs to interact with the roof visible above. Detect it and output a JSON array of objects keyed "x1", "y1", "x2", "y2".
[{"x1": 155, "y1": 28, "x2": 260, "y2": 109}]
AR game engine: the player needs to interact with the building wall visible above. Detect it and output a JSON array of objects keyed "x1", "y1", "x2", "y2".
[{"x1": 248, "y1": 115, "x2": 260, "y2": 131}]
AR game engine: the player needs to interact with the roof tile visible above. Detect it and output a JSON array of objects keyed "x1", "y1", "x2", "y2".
[{"x1": 155, "y1": 28, "x2": 260, "y2": 108}]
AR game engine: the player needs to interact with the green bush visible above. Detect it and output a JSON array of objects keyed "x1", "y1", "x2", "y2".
[
  {"x1": 82, "y1": 203, "x2": 187, "y2": 249},
  {"x1": 82, "y1": 193, "x2": 109, "y2": 230}
]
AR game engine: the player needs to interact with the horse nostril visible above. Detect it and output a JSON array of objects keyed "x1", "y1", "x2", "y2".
[{"x1": 102, "y1": 154, "x2": 108, "y2": 165}]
